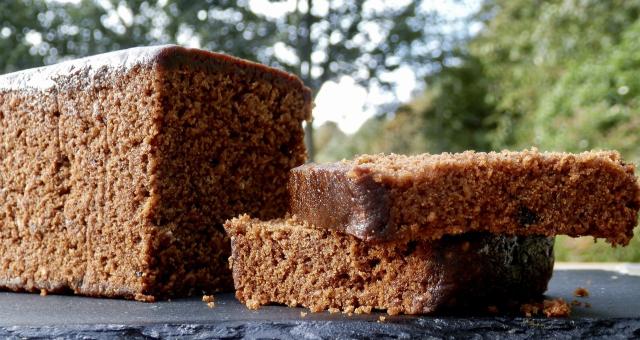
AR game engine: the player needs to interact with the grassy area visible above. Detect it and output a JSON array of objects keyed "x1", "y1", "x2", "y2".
[{"x1": 554, "y1": 227, "x2": 640, "y2": 262}]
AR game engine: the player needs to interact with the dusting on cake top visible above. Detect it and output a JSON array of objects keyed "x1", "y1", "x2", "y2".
[
  {"x1": 0, "y1": 45, "x2": 175, "y2": 91},
  {"x1": 0, "y1": 45, "x2": 306, "y2": 92}
]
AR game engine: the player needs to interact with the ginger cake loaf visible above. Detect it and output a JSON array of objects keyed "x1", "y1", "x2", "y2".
[
  {"x1": 224, "y1": 215, "x2": 554, "y2": 315},
  {"x1": 289, "y1": 150, "x2": 640, "y2": 245},
  {"x1": 0, "y1": 45, "x2": 311, "y2": 301}
]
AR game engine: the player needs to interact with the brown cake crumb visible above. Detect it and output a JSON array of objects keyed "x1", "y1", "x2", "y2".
[
  {"x1": 225, "y1": 215, "x2": 554, "y2": 315},
  {"x1": 354, "y1": 306, "x2": 373, "y2": 314},
  {"x1": 246, "y1": 299, "x2": 261, "y2": 310},
  {"x1": 328, "y1": 308, "x2": 340, "y2": 314},
  {"x1": 543, "y1": 298, "x2": 571, "y2": 317},
  {"x1": 40, "y1": 289, "x2": 48, "y2": 297},
  {"x1": 378, "y1": 316, "x2": 387, "y2": 323},
  {"x1": 574, "y1": 287, "x2": 590, "y2": 297},
  {"x1": 207, "y1": 302, "x2": 215, "y2": 308},
  {"x1": 202, "y1": 295, "x2": 215, "y2": 303},
  {"x1": 300, "y1": 311, "x2": 308, "y2": 317},
  {"x1": 387, "y1": 307, "x2": 400, "y2": 316}
]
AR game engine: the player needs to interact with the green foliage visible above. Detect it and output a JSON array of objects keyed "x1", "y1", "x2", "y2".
[
  {"x1": 419, "y1": 54, "x2": 495, "y2": 153},
  {"x1": 470, "y1": 0, "x2": 640, "y2": 148},
  {"x1": 555, "y1": 227, "x2": 640, "y2": 262},
  {"x1": 0, "y1": 0, "x2": 51, "y2": 73},
  {"x1": 531, "y1": 20, "x2": 640, "y2": 163}
]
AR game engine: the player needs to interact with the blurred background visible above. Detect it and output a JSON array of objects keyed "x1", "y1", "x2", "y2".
[{"x1": 1, "y1": 0, "x2": 639, "y2": 261}]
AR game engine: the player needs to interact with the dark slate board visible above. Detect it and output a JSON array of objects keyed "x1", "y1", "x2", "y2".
[{"x1": 0, "y1": 270, "x2": 639, "y2": 339}]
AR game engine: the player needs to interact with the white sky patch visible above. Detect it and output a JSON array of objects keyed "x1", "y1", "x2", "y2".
[
  {"x1": 176, "y1": 24, "x2": 201, "y2": 48},
  {"x1": 249, "y1": 0, "x2": 297, "y2": 18},
  {"x1": 0, "y1": 27, "x2": 11, "y2": 38},
  {"x1": 313, "y1": 76, "x2": 368, "y2": 134},
  {"x1": 116, "y1": 3, "x2": 134, "y2": 27},
  {"x1": 422, "y1": 0, "x2": 475, "y2": 19},
  {"x1": 273, "y1": 41, "x2": 300, "y2": 66},
  {"x1": 25, "y1": 30, "x2": 43, "y2": 46},
  {"x1": 312, "y1": 0, "x2": 478, "y2": 134},
  {"x1": 380, "y1": 66, "x2": 417, "y2": 103}
]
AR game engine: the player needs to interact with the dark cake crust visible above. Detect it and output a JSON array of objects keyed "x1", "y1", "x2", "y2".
[
  {"x1": 225, "y1": 215, "x2": 554, "y2": 315},
  {"x1": 289, "y1": 163, "x2": 390, "y2": 240},
  {"x1": 289, "y1": 150, "x2": 640, "y2": 245}
]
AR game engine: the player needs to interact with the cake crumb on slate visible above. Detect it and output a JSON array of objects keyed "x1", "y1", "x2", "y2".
[
  {"x1": 574, "y1": 287, "x2": 590, "y2": 297},
  {"x1": 543, "y1": 298, "x2": 571, "y2": 317},
  {"x1": 521, "y1": 299, "x2": 571, "y2": 318}
]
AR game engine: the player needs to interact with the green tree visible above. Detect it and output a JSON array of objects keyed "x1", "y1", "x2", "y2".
[
  {"x1": 419, "y1": 53, "x2": 495, "y2": 153},
  {"x1": 532, "y1": 20, "x2": 640, "y2": 163},
  {"x1": 470, "y1": 0, "x2": 640, "y2": 148},
  {"x1": 0, "y1": 0, "x2": 51, "y2": 73}
]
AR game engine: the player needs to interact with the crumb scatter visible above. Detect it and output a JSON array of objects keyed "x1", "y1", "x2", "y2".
[{"x1": 574, "y1": 287, "x2": 590, "y2": 297}]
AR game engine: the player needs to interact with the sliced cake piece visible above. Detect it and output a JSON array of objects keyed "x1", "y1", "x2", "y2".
[
  {"x1": 289, "y1": 150, "x2": 640, "y2": 245},
  {"x1": 224, "y1": 215, "x2": 554, "y2": 315},
  {"x1": 0, "y1": 45, "x2": 310, "y2": 300}
]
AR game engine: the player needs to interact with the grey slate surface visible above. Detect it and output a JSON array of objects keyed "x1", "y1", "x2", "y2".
[{"x1": 0, "y1": 270, "x2": 638, "y2": 338}]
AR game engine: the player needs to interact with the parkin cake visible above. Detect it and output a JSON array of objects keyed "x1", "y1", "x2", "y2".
[
  {"x1": 289, "y1": 150, "x2": 640, "y2": 245},
  {"x1": 0, "y1": 45, "x2": 311, "y2": 301},
  {"x1": 225, "y1": 150, "x2": 639, "y2": 314},
  {"x1": 224, "y1": 215, "x2": 555, "y2": 315}
]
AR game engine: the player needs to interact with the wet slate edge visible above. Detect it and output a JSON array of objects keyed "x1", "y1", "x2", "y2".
[{"x1": 2, "y1": 318, "x2": 639, "y2": 339}]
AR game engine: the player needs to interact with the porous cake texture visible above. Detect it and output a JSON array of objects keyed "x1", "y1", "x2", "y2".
[
  {"x1": 289, "y1": 150, "x2": 640, "y2": 245},
  {"x1": 0, "y1": 45, "x2": 311, "y2": 300},
  {"x1": 224, "y1": 215, "x2": 554, "y2": 315}
]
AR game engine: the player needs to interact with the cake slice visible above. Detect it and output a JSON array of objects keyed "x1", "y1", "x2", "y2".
[
  {"x1": 289, "y1": 150, "x2": 640, "y2": 245},
  {"x1": 0, "y1": 45, "x2": 310, "y2": 300},
  {"x1": 224, "y1": 215, "x2": 554, "y2": 315}
]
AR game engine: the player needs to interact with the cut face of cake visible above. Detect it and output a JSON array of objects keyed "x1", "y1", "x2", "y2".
[
  {"x1": 0, "y1": 45, "x2": 311, "y2": 300},
  {"x1": 289, "y1": 150, "x2": 640, "y2": 245},
  {"x1": 224, "y1": 215, "x2": 555, "y2": 315}
]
